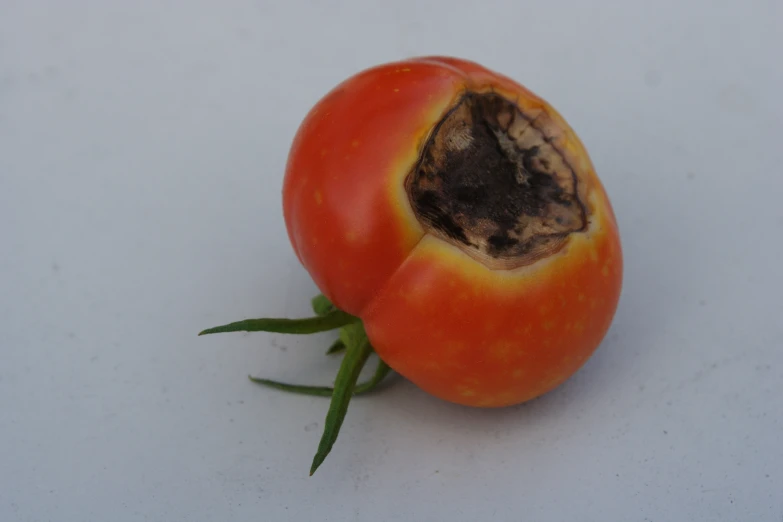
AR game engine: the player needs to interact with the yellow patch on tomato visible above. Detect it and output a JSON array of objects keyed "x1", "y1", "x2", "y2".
[
  {"x1": 458, "y1": 386, "x2": 476, "y2": 397},
  {"x1": 491, "y1": 340, "x2": 515, "y2": 361}
]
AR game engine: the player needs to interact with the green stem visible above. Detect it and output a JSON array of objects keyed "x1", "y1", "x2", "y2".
[
  {"x1": 198, "y1": 308, "x2": 357, "y2": 336},
  {"x1": 309, "y1": 322, "x2": 373, "y2": 475},
  {"x1": 248, "y1": 357, "x2": 391, "y2": 397},
  {"x1": 311, "y1": 294, "x2": 335, "y2": 316}
]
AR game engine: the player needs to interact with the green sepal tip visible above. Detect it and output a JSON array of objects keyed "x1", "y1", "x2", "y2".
[
  {"x1": 198, "y1": 308, "x2": 358, "y2": 336},
  {"x1": 248, "y1": 357, "x2": 392, "y2": 397},
  {"x1": 325, "y1": 338, "x2": 346, "y2": 355}
]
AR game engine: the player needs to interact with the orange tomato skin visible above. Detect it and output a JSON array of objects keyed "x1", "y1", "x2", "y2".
[
  {"x1": 362, "y1": 222, "x2": 622, "y2": 407},
  {"x1": 282, "y1": 57, "x2": 623, "y2": 407}
]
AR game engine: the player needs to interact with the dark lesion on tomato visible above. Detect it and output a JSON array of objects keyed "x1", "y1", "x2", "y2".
[{"x1": 405, "y1": 92, "x2": 588, "y2": 269}]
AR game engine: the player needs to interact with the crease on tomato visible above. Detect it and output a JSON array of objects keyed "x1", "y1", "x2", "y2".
[{"x1": 358, "y1": 232, "x2": 429, "y2": 321}]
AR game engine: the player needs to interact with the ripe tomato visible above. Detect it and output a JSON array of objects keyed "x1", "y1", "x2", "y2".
[
  {"x1": 202, "y1": 56, "x2": 623, "y2": 473},
  {"x1": 282, "y1": 56, "x2": 622, "y2": 407}
]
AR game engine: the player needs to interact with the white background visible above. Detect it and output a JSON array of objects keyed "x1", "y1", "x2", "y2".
[{"x1": 2, "y1": 1, "x2": 782, "y2": 520}]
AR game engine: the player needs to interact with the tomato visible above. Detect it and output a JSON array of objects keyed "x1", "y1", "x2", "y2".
[
  {"x1": 282, "y1": 56, "x2": 622, "y2": 407},
  {"x1": 202, "y1": 56, "x2": 623, "y2": 473}
]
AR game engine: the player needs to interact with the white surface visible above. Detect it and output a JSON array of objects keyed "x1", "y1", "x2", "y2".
[{"x1": 2, "y1": 1, "x2": 782, "y2": 520}]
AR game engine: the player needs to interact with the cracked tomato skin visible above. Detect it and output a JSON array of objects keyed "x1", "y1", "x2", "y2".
[{"x1": 282, "y1": 57, "x2": 622, "y2": 407}]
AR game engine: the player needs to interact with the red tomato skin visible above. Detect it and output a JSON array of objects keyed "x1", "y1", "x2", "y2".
[
  {"x1": 282, "y1": 60, "x2": 465, "y2": 315},
  {"x1": 282, "y1": 57, "x2": 623, "y2": 406}
]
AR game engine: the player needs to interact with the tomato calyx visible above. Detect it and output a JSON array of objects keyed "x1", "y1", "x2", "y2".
[{"x1": 198, "y1": 295, "x2": 392, "y2": 475}]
